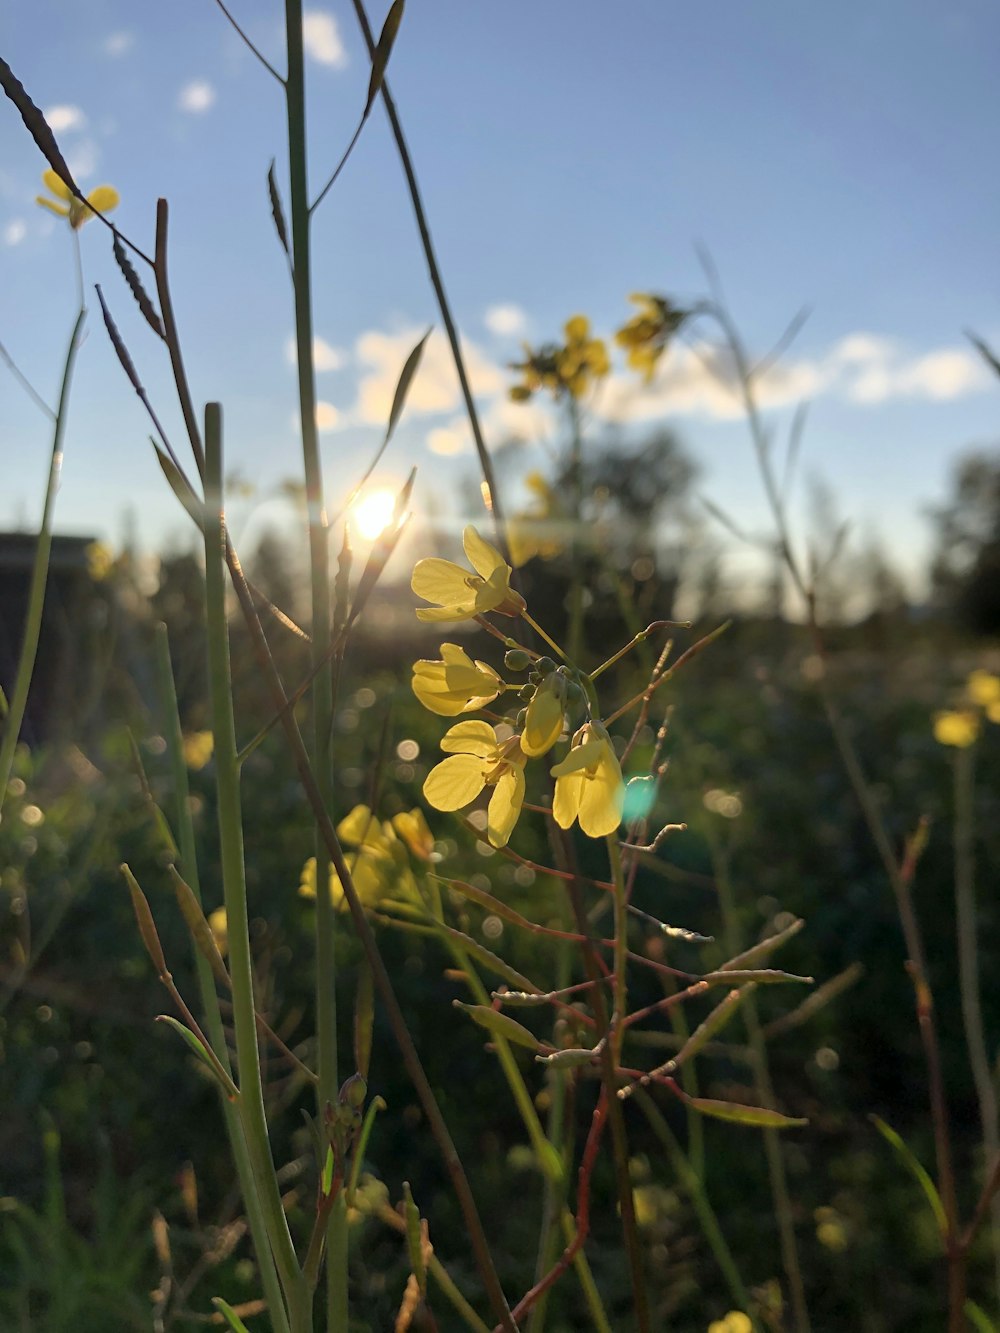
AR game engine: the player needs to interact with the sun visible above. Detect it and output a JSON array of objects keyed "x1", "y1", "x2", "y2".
[{"x1": 351, "y1": 487, "x2": 397, "y2": 542}]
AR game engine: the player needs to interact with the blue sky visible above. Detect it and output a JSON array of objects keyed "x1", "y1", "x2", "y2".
[{"x1": 1, "y1": 0, "x2": 998, "y2": 598}]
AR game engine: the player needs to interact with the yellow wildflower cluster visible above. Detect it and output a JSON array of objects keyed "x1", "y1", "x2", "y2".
[
  {"x1": 933, "y1": 669, "x2": 1000, "y2": 748},
  {"x1": 507, "y1": 471, "x2": 566, "y2": 568},
  {"x1": 508, "y1": 315, "x2": 610, "y2": 402},
  {"x1": 707, "y1": 1315, "x2": 751, "y2": 1333},
  {"x1": 614, "y1": 291, "x2": 688, "y2": 382},
  {"x1": 298, "y1": 804, "x2": 433, "y2": 911},
  {"x1": 36, "y1": 169, "x2": 119, "y2": 230},
  {"x1": 411, "y1": 526, "x2": 626, "y2": 847}
]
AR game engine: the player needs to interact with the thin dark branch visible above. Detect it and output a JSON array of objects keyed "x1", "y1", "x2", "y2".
[{"x1": 209, "y1": 0, "x2": 286, "y2": 82}]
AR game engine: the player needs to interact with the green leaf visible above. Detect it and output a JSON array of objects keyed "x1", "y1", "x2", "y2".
[
  {"x1": 211, "y1": 1298, "x2": 252, "y2": 1332},
  {"x1": 870, "y1": 1114, "x2": 947, "y2": 1236},
  {"x1": 685, "y1": 1095, "x2": 807, "y2": 1130},
  {"x1": 156, "y1": 1015, "x2": 238, "y2": 1101},
  {"x1": 965, "y1": 1300, "x2": 998, "y2": 1333},
  {"x1": 453, "y1": 1002, "x2": 541, "y2": 1052},
  {"x1": 153, "y1": 442, "x2": 204, "y2": 526},
  {"x1": 364, "y1": 0, "x2": 405, "y2": 117}
]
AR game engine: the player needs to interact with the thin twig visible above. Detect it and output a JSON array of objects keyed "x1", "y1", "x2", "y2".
[{"x1": 210, "y1": 0, "x2": 285, "y2": 82}]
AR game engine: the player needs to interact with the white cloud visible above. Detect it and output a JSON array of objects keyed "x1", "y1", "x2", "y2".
[
  {"x1": 484, "y1": 303, "x2": 527, "y2": 337},
  {"x1": 603, "y1": 331, "x2": 992, "y2": 423},
  {"x1": 302, "y1": 11, "x2": 348, "y2": 67},
  {"x1": 104, "y1": 31, "x2": 134, "y2": 57},
  {"x1": 284, "y1": 335, "x2": 344, "y2": 372},
  {"x1": 44, "y1": 105, "x2": 85, "y2": 133},
  {"x1": 482, "y1": 394, "x2": 553, "y2": 446},
  {"x1": 427, "y1": 417, "x2": 472, "y2": 456},
  {"x1": 3, "y1": 220, "x2": 26, "y2": 247},
  {"x1": 178, "y1": 81, "x2": 216, "y2": 114},
  {"x1": 315, "y1": 402, "x2": 340, "y2": 431},
  {"x1": 352, "y1": 327, "x2": 504, "y2": 426}
]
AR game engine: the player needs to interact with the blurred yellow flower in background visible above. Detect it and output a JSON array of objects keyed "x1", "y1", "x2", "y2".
[
  {"x1": 391, "y1": 807, "x2": 436, "y2": 861},
  {"x1": 182, "y1": 731, "x2": 214, "y2": 771},
  {"x1": 507, "y1": 471, "x2": 566, "y2": 567},
  {"x1": 412, "y1": 643, "x2": 503, "y2": 716},
  {"x1": 207, "y1": 907, "x2": 228, "y2": 956},
  {"x1": 298, "y1": 804, "x2": 416, "y2": 911},
  {"x1": 933, "y1": 668, "x2": 1000, "y2": 746},
  {"x1": 615, "y1": 291, "x2": 689, "y2": 382},
  {"x1": 508, "y1": 315, "x2": 609, "y2": 402},
  {"x1": 707, "y1": 1314, "x2": 752, "y2": 1333},
  {"x1": 412, "y1": 526, "x2": 525, "y2": 623},
  {"x1": 85, "y1": 541, "x2": 114, "y2": 582},
  {"x1": 423, "y1": 720, "x2": 527, "y2": 847},
  {"x1": 36, "y1": 169, "x2": 119, "y2": 229}
]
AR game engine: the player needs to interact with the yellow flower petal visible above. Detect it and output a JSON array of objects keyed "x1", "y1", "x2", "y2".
[
  {"x1": 423, "y1": 753, "x2": 487, "y2": 811},
  {"x1": 564, "y1": 314, "x2": 590, "y2": 343},
  {"x1": 412, "y1": 645, "x2": 502, "y2": 716},
  {"x1": 36, "y1": 195, "x2": 70, "y2": 218},
  {"x1": 82, "y1": 184, "x2": 120, "y2": 218},
  {"x1": 440, "y1": 720, "x2": 501, "y2": 757},
  {"x1": 463, "y1": 525, "x2": 505, "y2": 580},
  {"x1": 551, "y1": 725, "x2": 625, "y2": 838},
  {"x1": 392, "y1": 808, "x2": 435, "y2": 860},
  {"x1": 933, "y1": 710, "x2": 979, "y2": 748},
  {"x1": 412, "y1": 557, "x2": 477, "y2": 611},
  {"x1": 487, "y1": 766, "x2": 525, "y2": 847},
  {"x1": 521, "y1": 679, "x2": 565, "y2": 757},
  {"x1": 42, "y1": 168, "x2": 72, "y2": 200},
  {"x1": 967, "y1": 670, "x2": 1000, "y2": 708}
]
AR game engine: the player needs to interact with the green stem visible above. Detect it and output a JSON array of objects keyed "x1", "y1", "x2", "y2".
[
  {"x1": 707, "y1": 825, "x2": 810, "y2": 1333},
  {"x1": 202, "y1": 406, "x2": 309, "y2": 1330},
  {"x1": 153, "y1": 624, "x2": 290, "y2": 1333},
  {"x1": 566, "y1": 395, "x2": 585, "y2": 664},
  {"x1": 636, "y1": 1090, "x2": 759, "y2": 1328},
  {"x1": 0, "y1": 307, "x2": 85, "y2": 809},
  {"x1": 523, "y1": 612, "x2": 569, "y2": 664},
  {"x1": 284, "y1": 3, "x2": 348, "y2": 1323},
  {"x1": 430, "y1": 898, "x2": 610, "y2": 1330}
]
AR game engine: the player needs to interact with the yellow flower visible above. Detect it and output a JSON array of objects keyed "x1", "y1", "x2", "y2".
[
  {"x1": 521, "y1": 675, "x2": 566, "y2": 757},
  {"x1": 551, "y1": 722, "x2": 625, "y2": 838},
  {"x1": 207, "y1": 907, "x2": 228, "y2": 956},
  {"x1": 508, "y1": 471, "x2": 566, "y2": 567},
  {"x1": 614, "y1": 291, "x2": 688, "y2": 383},
  {"x1": 412, "y1": 643, "x2": 503, "y2": 716},
  {"x1": 708, "y1": 1314, "x2": 752, "y2": 1333},
  {"x1": 85, "y1": 541, "x2": 114, "y2": 582},
  {"x1": 412, "y1": 525, "x2": 526, "y2": 623},
  {"x1": 966, "y1": 670, "x2": 1000, "y2": 709},
  {"x1": 299, "y1": 805, "x2": 415, "y2": 911},
  {"x1": 182, "y1": 730, "x2": 214, "y2": 771},
  {"x1": 557, "y1": 314, "x2": 610, "y2": 398},
  {"x1": 933, "y1": 710, "x2": 980, "y2": 749},
  {"x1": 391, "y1": 807, "x2": 436, "y2": 861},
  {"x1": 423, "y1": 721, "x2": 527, "y2": 847},
  {"x1": 36, "y1": 169, "x2": 119, "y2": 230},
  {"x1": 508, "y1": 315, "x2": 609, "y2": 402}
]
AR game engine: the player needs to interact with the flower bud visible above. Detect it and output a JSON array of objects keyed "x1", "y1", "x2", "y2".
[
  {"x1": 339, "y1": 1072, "x2": 368, "y2": 1110},
  {"x1": 504, "y1": 648, "x2": 533, "y2": 672},
  {"x1": 518, "y1": 684, "x2": 535, "y2": 701},
  {"x1": 535, "y1": 657, "x2": 556, "y2": 676}
]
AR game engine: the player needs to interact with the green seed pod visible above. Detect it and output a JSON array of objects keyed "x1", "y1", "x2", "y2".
[
  {"x1": 504, "y1": 648, "x2": 533, "y2": 672},
  {"x1": 518, "y1": 683, "x2": 535, "y2": 701},
  {"x1": 515, "y1": 708, "x2": 528, "y2": 729},
  {"x1": 535, "y1": 656, "x2": 556, "y2": 676}
]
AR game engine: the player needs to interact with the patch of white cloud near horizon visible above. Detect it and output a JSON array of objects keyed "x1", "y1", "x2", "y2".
[
  {"x1": 427, "y1": 417, "x2": 472, "y2": 456},
  {"x1": 315, "y1": 402, "x2": 339, "y2": 431},
  {"x1": 601, "y1": 332, "x2": 992, "y2": 424},
  {"x1": 351, "y1": 327, "x2": 504, "y2": 426},
  {"x1": 104, "y1": 32, "x2": 134, "y2": 57},
  {"x1": 302, "y1": 11, "x2": 348, "y2": 67},
  {"x1": 284, "y1": 336, "x2": 344, "y2": 372},
  {"x1": 178, "y1": 81, "x2": 216, "y2": 114},
  {"x1": 484, "y1": 303, "x2": 527, "y2": 337},
  {"x1": 43, "y1": 105, "x2": 85, "y2": 133},
  {"x1": 3, "y1": 220, "x2": 26, "y2": 247}
]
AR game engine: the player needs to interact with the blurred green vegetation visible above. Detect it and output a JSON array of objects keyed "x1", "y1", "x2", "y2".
[{"x1": 3, "y1": 480, "x2": 1000, "y2": 1332}]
